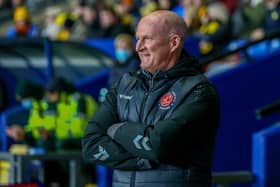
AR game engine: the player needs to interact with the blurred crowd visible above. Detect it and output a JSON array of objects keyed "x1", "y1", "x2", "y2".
[{"x1": 1, "y1": 0, "x2": 280, "y2": 57}]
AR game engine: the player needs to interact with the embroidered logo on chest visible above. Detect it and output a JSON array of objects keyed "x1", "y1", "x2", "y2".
[
  {"x1": 159, "y1": 92, "x2": 176, "y2": 110},
  {"x1": 119, "y1": 94, "x2": 133, "y2": 100}
]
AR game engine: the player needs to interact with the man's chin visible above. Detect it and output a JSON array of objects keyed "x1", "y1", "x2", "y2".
[
  {"x1": 140, "y1": 62, "x2": 148, "y2": 70},
  {"x1": 140, "y1": 66, "x2": 155, "y2": 74}
]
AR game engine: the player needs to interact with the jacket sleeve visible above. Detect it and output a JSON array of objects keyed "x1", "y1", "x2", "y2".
[
  {"x1": 82, "y1": 84, "x2": 155, "y2": 170},
  {"x1": 109, "y1": 83, "x2": 220, "y2": 162}
]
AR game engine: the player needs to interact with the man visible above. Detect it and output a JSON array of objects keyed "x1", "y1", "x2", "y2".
[
  {"x1": 108, "y1": 33, "x2": 139, "y2": 87},
  {"x1": 44, "y1": 77, "x2": 98, "y2": 150},
  {"x1": 5, "y1": 80, "x2": 53, "y2": 149},
  {"x1": 82, "y1": 10, "x2": 220, "y2": 187},
  {"x1": 6, "y1": 6, "x2": 40, "y2": 38}
]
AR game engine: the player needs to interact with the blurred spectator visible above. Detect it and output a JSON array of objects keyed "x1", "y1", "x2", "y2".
[
  {"x1": 12, "y1": 0, "x2": 25, "y2": 8},
  {"x1": 44, "y1": 77, "x2": 98, "y2": 150},
  {"x1": 92, "y1": 0, "x2": 107, "y2": 12},
  {"x1": 98, "y1": 6, "x2": 132, "y2": 38},
  {"x1": 44, "y1": 77, "x2": 99, "y2": 185},
  {"x1": 158, "y1": 0, "x2": 177, "y2": 10},
  {"x1": 231, "y1": 0, "x2": 265, "y2": 39},
  {"x1": 71, "y1": 3, "x2": 101, "y2": 40},
  {"x1": 197, "y1": 2, "x2": 230, "y2": 56},
  {"x1": 114, "y1": 0, "x2": 137, "y2": 33},
  {"x1": 99, "y1": 33, "x2": 139, "y2": 102},
  {"x1": 139, "y1": 0, "x2": 158, "y2": 16},
  {"x1": 5, "y1": 80, "x2": 54, "y2": 150},
  {"x1": 251, "y1": 0, "x2": 280, "y2": 40},
  {"x1": 5, "y1": 80, "x2": 59, "y2": 186},
  {"x1": 108, "y1": 33, "x2": 139, "y2": 87},
  {"x1": 184, "y1": 0, "x2": 208, "y2": 34},
  {"x1": 54, "y1": 12, "x2": 76, "y2": 41},
  {"x1": 41, "y1": 6, "x2": 62, "y2": 40},
  {"x1": 219, "y1": 0, "x2": 237, "y2": 14},
  {"x1": 5, "y1": 6, "x2": 40, "y2": 38},
  {"x1": 114, "y1": 0, "x2": 135, "y2": 16}
]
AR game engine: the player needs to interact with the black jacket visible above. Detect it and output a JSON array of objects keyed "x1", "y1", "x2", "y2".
[{"x1": 82, "y1": 52, "x2": 220, "y2": 187}]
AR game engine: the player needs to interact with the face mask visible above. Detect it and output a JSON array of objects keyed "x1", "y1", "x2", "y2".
[
  {"x1": 21, "y1": 99, "x2": 33, "y2": 109},
  {"x1": 115, "y1": 49, "x2": 132, "y2": 63}
]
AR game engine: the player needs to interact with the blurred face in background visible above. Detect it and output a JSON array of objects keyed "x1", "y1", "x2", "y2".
[
  {"x1": 46, "y1": 91, "x2": 59, "y2": 103},
  {"x1": 15, "y1": 94, "x2": 33, "y2": 109},
  {"x1": 159, "y1": 0, "x2": 172, "y2": 10},
  {"x1": 265, "y1": 0, "x2": 280, "y2": 9},
  {"x1": 14, "y1": 6, "x2": 30, "y2": 35},
  {"x1": 15, "y1": 20, "x2": 30, "y2": 35},
  {"x1": 12, "y1": 0, "x2": 24, "y2": 7},
  {"x1": 192, "y1": 0, "x2": 206, "y2": 6},
  {"x1": 115, "y1": 35, "x2": 134, "y2": 62},
  {"x1": 182, "y1": 0, "x2": 192, "y2": 7},
  {"x1": 99, "y1": 9, "x2": 116, "y2": 28},
  {"x1": 83, "y1": 6, "x2": 97, "y2": 25},
  {"x1": 45, "y1": 7, "x2": 61, "y2": 24}
]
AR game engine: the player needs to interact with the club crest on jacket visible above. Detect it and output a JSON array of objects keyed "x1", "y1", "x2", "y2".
[{"x1": 159, "y1": 92, "x2": 176, "y2": 110}]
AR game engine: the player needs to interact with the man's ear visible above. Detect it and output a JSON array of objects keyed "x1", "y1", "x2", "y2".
[{"x1": 170, "y1": 35, "x2": 181, "y2": 53}]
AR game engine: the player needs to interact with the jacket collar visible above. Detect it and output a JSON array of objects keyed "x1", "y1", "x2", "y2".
[{"x1": 137, "y1": 51, "x2": 202, "y2": 80}]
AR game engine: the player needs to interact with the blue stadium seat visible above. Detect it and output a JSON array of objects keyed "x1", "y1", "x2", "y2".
[
  {"x1": 96, "y1": 165, "x2": 112, "y2": 187},
  {"x1": 252, "y1": 124, "x2": 280, "y2": 187}
]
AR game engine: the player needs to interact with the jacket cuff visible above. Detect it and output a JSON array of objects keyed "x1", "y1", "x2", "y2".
[{"x1": 107, "y1": 122, "x2": 126, "y2": 139}]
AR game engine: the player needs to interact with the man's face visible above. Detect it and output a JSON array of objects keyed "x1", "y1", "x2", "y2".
[
  {"x1": 15, "y1": 20, "x2": 29, "y2": 35},
  {"x1": 135, "y1": 18, "x2": 171, "y2": 74},
  {"x1": 46, "y1": 91, "x2": 59, "y2": 103},
  {"x1": 99, "y1": 10, "x2": 115, "y2": 28}
]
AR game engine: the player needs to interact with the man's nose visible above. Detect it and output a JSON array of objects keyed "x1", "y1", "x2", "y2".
[{"x1": 136, "y1": 40, "x2": 143, "y2": 52}]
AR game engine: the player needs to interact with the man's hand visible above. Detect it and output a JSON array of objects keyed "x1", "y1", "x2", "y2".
[{"x1": 5, "y1": 125, "x2": 25, "y2": 141}]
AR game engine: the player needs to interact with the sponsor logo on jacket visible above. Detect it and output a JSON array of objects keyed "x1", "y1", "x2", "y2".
[
  {"x1": 119, "y1": 94, "x2": 133, "y2": 100},
  {"x1": 93, "y1": 145, "x2": 109, "y2": 161}
]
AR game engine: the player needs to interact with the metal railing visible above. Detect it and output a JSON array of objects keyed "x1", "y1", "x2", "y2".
[{"x1": 0, "y1": 151, "x2": 81, "y2": 187}]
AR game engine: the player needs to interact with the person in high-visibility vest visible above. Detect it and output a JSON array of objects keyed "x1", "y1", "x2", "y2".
[
  {"x1": 44, "y1": 77, "x2": 98, "y2": 150},
  {"x1": 5, "y1": 80, "x2": 56, "y2": 150},
  {"x1": 44, "y1": 77, "x2": 99, "y2": 186}
]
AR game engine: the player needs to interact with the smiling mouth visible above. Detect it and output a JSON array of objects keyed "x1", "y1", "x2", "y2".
[{"x1": 140, "y1": 53, "x2": 150, "y2": 57}]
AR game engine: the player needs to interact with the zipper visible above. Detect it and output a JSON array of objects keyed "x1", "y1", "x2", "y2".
[
  {"x1": 130, "y1": 171, "x2": 136, "y2": 187},
  {"x1": 139, "y1": 71, "x2": 153, "y2": 121},
  {"x1": 139, "y1": 91, "x2": 149, "y2": 121}
]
